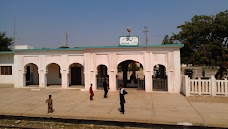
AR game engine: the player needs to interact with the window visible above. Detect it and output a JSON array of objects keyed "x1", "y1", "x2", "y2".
[{"x1": 0, "y1": 66, "x2": 12, "y2": 75}]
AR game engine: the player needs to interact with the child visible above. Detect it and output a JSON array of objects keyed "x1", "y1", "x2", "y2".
[
  {"x1": 89, "y1": 84, "x2": 94, "y2": 100},
  {"x1": 46, "y1": 95, "x2": 54, "y2": 113}
]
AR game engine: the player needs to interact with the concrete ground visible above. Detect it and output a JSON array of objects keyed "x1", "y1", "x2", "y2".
[{"x1": 0, "y1": 86, "x2": 228, "y2": 128}]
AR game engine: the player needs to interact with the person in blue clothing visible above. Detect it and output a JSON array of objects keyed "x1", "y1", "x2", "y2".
[{"x1": 119, "y1": 84, "x2": 128, "y2": 114}]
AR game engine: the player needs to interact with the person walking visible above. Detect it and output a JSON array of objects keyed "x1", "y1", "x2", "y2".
[
  {"x1": 46, "y1": 95, "x2": 54, "y2": 113},
  {"x1": 119, "y1": 84, "x2": 128, "y2": 114},
  {"x1": 202, "y1": 69, "x2": 205, "y2": 77},
  {"x1": 89, "y1": 84, "x2": 94, "y2": 100},
  {"x1": 103, "y1": 78, "x2": 109, "y2": 98}
]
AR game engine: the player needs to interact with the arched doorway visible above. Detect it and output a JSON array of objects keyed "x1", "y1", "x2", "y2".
[
  {"x1": 152, "y1": 64, "x2": 168, "y2": 91},
  {"x1": 117, "y1": 60, "x2": 144, "y2": 90},
  {"x1": 24, "y1": 63, "x2": 39, "y2": 86},
  {"x1": 69, "y1": 63, "x2": 84, "y2": 88},
  {"x1": 46, "y1": 63, "x2": 61, "y2": 87},
  {"x1": 96, "y1": 65, "x2": 108, "y2": 89}
]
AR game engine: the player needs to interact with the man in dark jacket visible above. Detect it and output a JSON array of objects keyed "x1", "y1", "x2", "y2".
[
  {"x1": 103, "y1": 78, "x2": 109, "y2": 98},
  {"x1": 119, "y1": 84, "x2": 128, "y2": 114}
]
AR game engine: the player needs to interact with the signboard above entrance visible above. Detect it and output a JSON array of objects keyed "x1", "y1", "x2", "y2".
[{"x1": 119, "y1": 36, "x2": 139, "y2": 46}]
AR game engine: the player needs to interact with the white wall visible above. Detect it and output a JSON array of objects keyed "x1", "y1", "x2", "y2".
[
  {"x1": 10, "y1": 46, "x2": 182, "y2": 93},
  {"x1": 0, "y1": 54, "x2": 14, "y2": 84}
]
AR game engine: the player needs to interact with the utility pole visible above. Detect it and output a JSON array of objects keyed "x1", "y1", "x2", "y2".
[
  {"x1": 143, "y1": 26, "x2": 149, "y2": 45},
  {"x1": 65, "y1": 32, "x2": 68, "y2": 47},
  {"x1": 13, "y1": 0, "x2": 16, "y2": 44}
]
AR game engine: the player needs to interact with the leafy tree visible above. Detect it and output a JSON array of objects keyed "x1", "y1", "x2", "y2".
[
  {"x1": 162, "y1": 35, "x2": 173, "y2": 44},
  {"x1": 167, "y1": 10, "x2": 228, "y2": 67},
  {"x1": 0, "y1": 32, "x2": 13, "y2": 51}
]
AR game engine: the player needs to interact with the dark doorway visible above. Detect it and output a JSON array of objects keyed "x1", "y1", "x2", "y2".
[
  {"x1": 97, "y1": 65, "x2": 108, "y2": 89},
  {"x1": 71, "y1": 67, "x2": 82, "y2": 85},
  {"x1": 25, "y1": 63, "x2": 39, "y2": 86},
  {"x1": 152, "y1": 64, "x2": 168, "y2": 91},
  {"x1": 117, "y1": 60, "x2": 144, "y2": 90},
  {"x1": 26, "y1": 66, "x2": 30, "y2": 81}
]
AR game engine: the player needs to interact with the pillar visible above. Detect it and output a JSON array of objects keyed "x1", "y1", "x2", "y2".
[
  {"x1": 39, "y1": 70, "x2": 47, "y2": 87},
  {"x1": 144, "y1": 71, "x2": 152, "y2": 92},
  {"x1": 211, "y1": 75, "x2": 216, "y2": 96},
  {"x1": 108, "y1": 71, "x2": 117, "y2": 91},
  {"x1": 61, "y1": 70, "x2": 69, "y2": 88}
]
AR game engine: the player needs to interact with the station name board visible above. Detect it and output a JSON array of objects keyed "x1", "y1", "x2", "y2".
[{"x1": 119, "y1": 36, "x2": 139, "y2": 46}]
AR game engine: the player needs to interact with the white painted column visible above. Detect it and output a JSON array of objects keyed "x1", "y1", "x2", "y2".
[
  {"x1": 61, "y1": 55, "x2": 68, "y2": 88},
  {"x1": 168, "y1": 71, "x2": 174, "y2": 92},
  {"x1": 144, "y1": 71, "x2": 152, "y2": 92},
  {"x1": 211, "y1": 75, "x2": 216, "y2": 96},
  {"x1": 108, "y1": 71, "x2": 117, "y2": 91},
  {"x1": 91, "y1": 71, "x2": 97, "y2": 90},
  {"x1": 172, "y1": 50, "x2": 181, "y2": 93},
  {"x1": 183, "y1": 75, "x2": 190, "y2": 96},
  {"x1": 38, "y1": 55, "x2": 46, "y2": 88},
  {"x1": 84, "y1": 53, "x2": 96, "y2": 91},
  {"x1": 61, "y1": 70, "x2": 69, "y2": 88},
  {"x1": 39, "y1": 70, "x2": 47, "y2": 87},
  {"x1": 143, "y1": 52, "x2": 152, "y2": 92},
  {"x1": 17, "y1": 55, "x2": 25, "y2": 88}
]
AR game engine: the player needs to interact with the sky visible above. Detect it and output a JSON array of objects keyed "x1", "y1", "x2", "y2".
[{"x1": 0, "y1": 0, "x2": 227, "y2": 48}]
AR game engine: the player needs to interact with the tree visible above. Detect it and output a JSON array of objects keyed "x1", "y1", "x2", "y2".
[
  {"x1": 162, "y1": 35, "x2": 173, "y2": 44},
  {"x1": 59, "y1": 46, "x2": 69, "y2": 48},
  {"x1": 168, "y1": 10, "x2": 228, "y2": 67},
  {"x1": 0, "y1": 32, "x2": 14, "y2": 51}
]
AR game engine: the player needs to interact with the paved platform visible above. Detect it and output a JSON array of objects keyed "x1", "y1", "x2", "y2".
[{"x1": 0, "y1": 86, "x2": 228, "y2": 128}]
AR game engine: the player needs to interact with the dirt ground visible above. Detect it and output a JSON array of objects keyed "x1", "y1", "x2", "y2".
[
  {"x1": 0, "y1": 119, "x2": 145, "y2": 129},
  {"x1": 186, "y1": 96, "x2": 228, "y2": 103}
]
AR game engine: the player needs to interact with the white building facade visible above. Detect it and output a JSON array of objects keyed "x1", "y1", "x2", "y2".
[{"x1": 0, "y1": 44, "x2": 183, "y2": 93}]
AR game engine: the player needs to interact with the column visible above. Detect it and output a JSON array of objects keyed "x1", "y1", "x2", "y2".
[
  {"x1": 108, "y1": 71, "x2": 117, "y2": 91},
  {"x1": 39, "y1": 70, "x2": 47, "y2": 87},
  {"x1": 61, "y1": 70, "x2": 69, "y2": 88},
  {"x1": 144, "y1": 71, "x2": 152, "y2": 92}
]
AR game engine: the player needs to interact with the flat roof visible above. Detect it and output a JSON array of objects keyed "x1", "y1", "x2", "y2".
[
  {"x1": 0, "y1": 51, "x2": 15, "y2": 54},
  {"x1": 14, "y1": 44, "x2": 184, "y2": 52}
]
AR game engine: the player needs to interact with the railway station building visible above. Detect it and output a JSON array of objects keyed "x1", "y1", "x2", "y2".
[{"x1": 0, "y1": 38, "x2": 183, "y2": 93}]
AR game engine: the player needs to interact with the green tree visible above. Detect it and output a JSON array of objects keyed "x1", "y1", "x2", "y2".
[
  {"x1": 162, "y1": 35, "x2": 173, "y2": 44},
  {"x1": 169, "y1": 10, "x2": 228, "y2": 67},
  {"x1": 0, "y1": 32, "x2": 13, "y2": 51}
]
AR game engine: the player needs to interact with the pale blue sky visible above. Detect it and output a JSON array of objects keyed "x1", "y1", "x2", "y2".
[{"x1": 0, "y1": 0, "x2": 227, "y2": 48}]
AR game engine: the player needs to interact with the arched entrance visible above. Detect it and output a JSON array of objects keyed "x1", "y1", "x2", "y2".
[
  {"x1": 24, "y1": 63, "x2": 39, "y2": 86},
  {"x1": 117, "y1": 60, "x2": 144, "y2": 90},
  {"x1": 69, "y1": 63, "x2": 84, "y2": 88},
  {"x1": 96, "y1": 65, "x2": 108, "y2": 89},
  {"x1": 46, "y1": 63, "x2": 61, "y2": 87},
  {"x1": 152, "y1": 64, "x2": 168, "y2": 91}
]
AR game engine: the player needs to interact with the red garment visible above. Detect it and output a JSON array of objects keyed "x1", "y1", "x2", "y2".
[{"x1": 90, "y1": 86, "x2": 94, "y2": 96}]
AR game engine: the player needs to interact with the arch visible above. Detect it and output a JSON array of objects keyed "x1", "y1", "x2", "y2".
[
  {"x1": 24, "y1": 63, "x2": 39, "y2": 86},
  {"x1": 24, "y1": 62, "x2": 39, "y2": 70},
  {"x1": 117, "y1": 58, "x2": 144, "y2": 68},
  {"x1": 152, "y1": 64, "x2": 168, "y2": 91},
  {"x1": 68, "y1": 62, "x2": 84, "y2": 71},
  {"x1": 46, "y1": 62, "x2": 61, "y2": 70},
  {"x1": 69, "y1": 63, "x2": 84, "y2": 87},
  {"x1": 116, "y1": 60, "x2": 144, "y2": 90},
  {"x1": 96, "y1": 64, "x2": 108, "y2": 89},
  {"x1": 46, "y1": 63, "x2": 61, "y2": 86}
]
